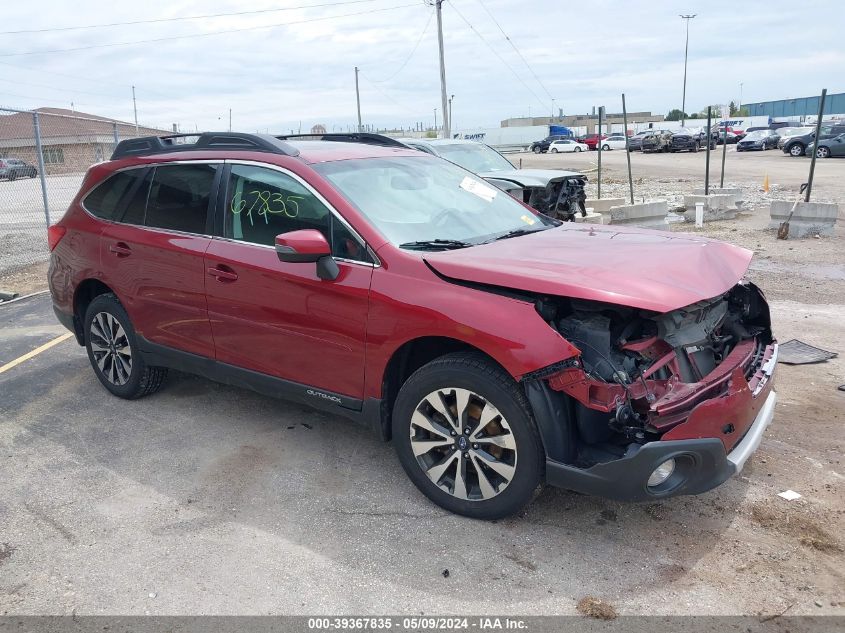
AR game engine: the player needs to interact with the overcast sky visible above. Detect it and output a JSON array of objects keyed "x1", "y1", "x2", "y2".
[{"x1": 1, "y1": 0, "x2": 842, "y2": 133}]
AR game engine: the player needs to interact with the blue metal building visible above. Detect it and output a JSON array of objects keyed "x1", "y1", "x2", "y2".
[{"x1": 744, "y1": 93, "x2": 845, "y2": 118}]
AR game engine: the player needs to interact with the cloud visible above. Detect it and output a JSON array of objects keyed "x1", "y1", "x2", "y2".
[{"x1": 0, "y1": 0, "x2": 841, "y2": 133}]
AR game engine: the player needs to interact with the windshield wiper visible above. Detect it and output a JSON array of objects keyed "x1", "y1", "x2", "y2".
[
  {"x1": 483, "y1": 226, "x2": 550, "y2": 243},
  {"x1": 399, "y1": 239, "x2": 474, "y2": 251}
]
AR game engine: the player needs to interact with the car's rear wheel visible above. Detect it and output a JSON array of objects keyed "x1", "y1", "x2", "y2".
[
  {"x1": 9, "y1": 171, "x2": 17, "y2": 182},
  {"x1": 84, "y1": 293, "x2": 167, "y2": 399},
  {"x1": 392, "y1": 352, "x2": 544, "y2": 519},
  {"x1": 602, "y1": 144, "x2": 610, "y2": 151},
  {"x1": 551, "y1": 148, "x2": 558, "y2": 153},
  {"x1": 575, "y1": 146, "x2": 582, "y2": 152},
  {"x1": 816, "y1": 146, "x2": 830, "y2": 158},
  {"x1": 533, "y1": 146, "x2": 541, "y2": 154},
  {"x1": 789, "y1": 143, "x2": 805, "y2": 157}
]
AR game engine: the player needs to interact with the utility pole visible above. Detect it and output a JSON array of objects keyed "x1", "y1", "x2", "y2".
[
  {"x1": 434, "y1": 108, "x2": 438, "y2": 133},
  {"x1": 434, "y1": 0, "x2": 449, "y2": 138},
  {"x1": 449, "y1": 94, "x2": 454, "y2": 135},
  {"x1": 131, "y1": 85, "x2": 138, "y2": 134},
  {"x1": 679, "y1": 14, "x2": 696, "y2": 127},
  {"x1": 228, "y1": 108, "x2": 232, "y2": 132},
  {"x1": 354, "y1": 66, "x2": 363, "y2": 133},
  {"x1": 739, "y1": 82, "x2": 744, "y2": 110}
]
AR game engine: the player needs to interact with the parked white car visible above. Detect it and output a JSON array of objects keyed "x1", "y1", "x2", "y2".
[
  {"x1": 548, "y1": 139, "x2": 589, "y2": 153},
  {"x1": 599, "y1": 136, "x2": 628, "y2": 150}
]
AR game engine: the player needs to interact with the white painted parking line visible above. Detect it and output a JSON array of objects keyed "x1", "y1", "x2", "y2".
[{"x1": 0, "y1": 332, "x2": 73, "y2": 375}]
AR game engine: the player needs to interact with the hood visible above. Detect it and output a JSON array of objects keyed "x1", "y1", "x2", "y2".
[
  {"x1": 423, "y1": 224, "x2": 753, "y2": 313},
  {"x1": 477, "y1": 168, "x2": 583, "y2": 188}
]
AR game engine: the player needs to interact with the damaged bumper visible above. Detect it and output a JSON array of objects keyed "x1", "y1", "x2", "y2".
[{"x1": 544, "y1": 343, "x2": 778, "y2": 501}]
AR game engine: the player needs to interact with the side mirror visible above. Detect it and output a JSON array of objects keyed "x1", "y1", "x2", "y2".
[{"x1": 275, "y1": 229, "x2": 339, "y2": 281}]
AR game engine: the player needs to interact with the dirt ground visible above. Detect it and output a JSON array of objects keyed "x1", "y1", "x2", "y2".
[{"x1": 0, "y1": 148, "x2": 843, "y2": 617}]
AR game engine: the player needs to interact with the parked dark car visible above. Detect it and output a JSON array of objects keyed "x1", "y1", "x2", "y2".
[
  {"x1": 641, "y1": 130, "x2": 672, "y2": 153},
  {"x1": 627, "y1": 131, "x2": 652, "y2": 151},
  {"x1": 806, "y1": 133, "x2": 845, "y2": 158},
  {"x1": 0, "y1": 158, "x2": 38, "y2": 181},
  {"x1": 736, "y1": 130, "x2": 780, "y2": 152},
  {"x1": 782, "y1": 124, "x2": 845, "y2": 157},
  {"x1": 669, "y1": 129, "x2": 703, "y2": 153},
  {"x1": 47, "y1": 131, "x2": 778, "y2": 519},
  {"x1": 530, "y1": 135, "x2": 569, "y2": 154}
]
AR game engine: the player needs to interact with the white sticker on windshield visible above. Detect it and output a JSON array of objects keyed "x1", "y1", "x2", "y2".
[{"x1": 459, "y1": 176, "x2": 498, "y2": 202}]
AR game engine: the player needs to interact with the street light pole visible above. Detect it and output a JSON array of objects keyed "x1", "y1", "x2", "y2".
[
  {"x1": 679, "y1": 14, "x2": 696, "y2": 127},
  {"x1": 354, "y1": 66, "x2": 363, "y2": 133},
  {"x1": 434, "y1": 108, "x2": 438, "y2": 134},
  {"x1": 434, "y1": 0, "x2": 450, "y2": 138},
  {"x1": 449, "y1": 94, "x2": 454, "y2": 135},
  {"x1": 739, "y1": 82, "x2": 744, "y2": 110}
]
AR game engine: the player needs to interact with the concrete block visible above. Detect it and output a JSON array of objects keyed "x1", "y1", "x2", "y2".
[
  {"x1": 608, "y1": 200, "x2": 669, "y2": 230},
  {"x1": 573, "y1": 211, "x2": 606, "y2": 224},
  {"x1": 585, "y1": 198, "x2": 625, "y2": 215},
  {"x1": 768, "y1": 200, "x2": 838, "y2": 238},
  {"x1": 683, "y1": 194, "x2": 738, "y2": 221},
  {"x1": 693, "y1": 187, "x2": 744, "y2": 209}
]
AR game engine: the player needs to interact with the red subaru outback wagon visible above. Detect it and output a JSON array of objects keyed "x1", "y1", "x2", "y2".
[{"x1": 48, "y1": 132, "x2": 778, "y2": 519}]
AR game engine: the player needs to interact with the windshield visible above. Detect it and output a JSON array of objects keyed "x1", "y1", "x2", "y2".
[
  {"x1": 315, "y1": 156, "x2": 555, "y2": 248},
  {"x1": 433, "y1": 142, "x2": 514, "y2": 173},
  {"x1": 778, "y1": 127, "x2": 813, "y2": 138},
  {"x1": 744, "y1": 130, "x2": 768, "y2": 140}
]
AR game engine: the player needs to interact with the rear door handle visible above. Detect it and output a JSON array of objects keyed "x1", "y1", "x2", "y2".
[
  {"x1": 109, "y1": 242, "x2": 131, "y2": 257},
  {"x1": 207, "y1": 266, "x2": 238, "y2": 282}
]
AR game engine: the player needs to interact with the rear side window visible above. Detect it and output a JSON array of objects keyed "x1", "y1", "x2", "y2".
[
  {"x1": 145, "y1": 164, "x2": 216, "y2": 233},
  {"x1": 120, "y1": 164, "x2": 216, "y2": 233},
  {"x1": 84, "y1": 171, "x2": 140, "y2": 220}
]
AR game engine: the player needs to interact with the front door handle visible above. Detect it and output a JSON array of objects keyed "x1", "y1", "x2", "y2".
[
  {"x1": 109, "y1": 242, "x2": 131, "y2": 257},
  {"x1": 207, "y1": 266, "x2": 238, "y2": 282}
]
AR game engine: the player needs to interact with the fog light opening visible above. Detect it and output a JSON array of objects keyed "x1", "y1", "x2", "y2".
[{"x1": 647, "y1": 458, "x2": 676, "y2": 488}]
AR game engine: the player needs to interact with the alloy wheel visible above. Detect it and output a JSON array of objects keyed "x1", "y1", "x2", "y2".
[
  {"x1": 817, "y1": 147, "x2": 830, "y2": 158},
  {"x1": 89, "y1": 312, "x2": 133, "y2": 385},
  {"x1": 409, "y1": 388, "x2": 517, "y2": 501}
]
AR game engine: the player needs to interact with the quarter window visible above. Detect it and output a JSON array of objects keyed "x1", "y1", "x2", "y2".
[
  {"x1": 84, "y1": 170, "x2": 140, "y2": 220},
  {"x1": 225, "y1": 165, "x2": 369, "y2": 262}
]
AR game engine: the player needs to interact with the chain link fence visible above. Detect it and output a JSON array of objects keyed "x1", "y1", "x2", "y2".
[{"x1": 0, "y1": 107, "x2": 166, "y2": 285}]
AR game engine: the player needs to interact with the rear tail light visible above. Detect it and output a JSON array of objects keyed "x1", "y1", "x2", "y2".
[{"x1": 47, "y1": 225, "x2": 67, "y2": 251}]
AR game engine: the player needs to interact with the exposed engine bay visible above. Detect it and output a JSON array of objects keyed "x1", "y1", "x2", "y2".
[
  {"x1": 534, "y1": 282, "x2": 775, "y2": 464},
  {"x1": 522, "y1": 176, "x2": 587, "y2": 222}
]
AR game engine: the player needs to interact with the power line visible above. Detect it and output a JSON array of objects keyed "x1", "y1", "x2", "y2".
[
  {"x1": 0, "y1": 3, "x2": 421, "y2": 58},
  {"x1": 472, "y1": 0, "x2": 553, "y2": 102},
  {"x1": 447, "y1": 1, "x2": 548, "y2": 112},
  {"x1": 367, "y1": 7, "x2": 435, "y2": 82},
  {"x1": 0, "y1": 0, "x2": 381, "y2": 35}
]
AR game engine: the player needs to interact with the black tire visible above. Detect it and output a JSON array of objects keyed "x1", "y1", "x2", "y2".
[
  {"x1": 575, "y1": 146, "x2": 582, "y2": 152},
  {"x1": 392, "y1": 352, "x2": 544, "y2": 520},
  {"x1": 550, "y1": 148, "x2": 558, "y2": 153},
  {"x1": 602, "y1": 144, "x2": 610, "y2": 151},
  {"x1": 817, "y1": 146, "x2": 830, "y2": 158},
  {"x1": 693, "y1": 142, "x2": 699, "y2": 153},
  {"x1": 788, "y1": 143, "x2": 804, "y2": 157},
  {"x1": 533, "y1": 146, "x2": 541, "y2": 154},
  {"x1": 84, "y1": 293, "x2": 167, "y2": 399},
  {"x1": 9, "y1": 171, "x2": 17, "y2": 182},
  {"x1": 29, "y1": 168, "x2": 36, "y2": 178}
]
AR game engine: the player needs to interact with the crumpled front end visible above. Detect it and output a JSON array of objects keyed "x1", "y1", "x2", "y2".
[{"x1": 532, "y1": 281, "x2": 777, "y2": 500}]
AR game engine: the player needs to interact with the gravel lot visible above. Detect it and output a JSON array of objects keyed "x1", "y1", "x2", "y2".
[{"x1": 0, "y1": 148, "x2": 843, "y2": 618}]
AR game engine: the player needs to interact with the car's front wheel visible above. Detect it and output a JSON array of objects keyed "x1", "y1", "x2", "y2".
[
  {"x1": 84, "y1": 293, "x2": 168, "y2": 399},
  {"x1": 551, "y1": 148, "x2": 558, "y2": 153},
  {"x1": 602, "y1": 144, "x2": 610, "y2": 151},
  {"x1": 532, "y1": 146, "x2": 541, "y2": 154},
  {"x1": 816, "y1": 146, "x2": 831, "y2": 158},
  {"x1": 575, "y1": 146, "x2": 582, "y2": 152},
  {"x1": 392, "y1": 353, "x2": 544, "y2": 519}
]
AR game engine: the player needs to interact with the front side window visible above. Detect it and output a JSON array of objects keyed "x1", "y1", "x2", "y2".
[
  {"x1": 225, "y1": 165, "x2": 370, "y2": 262},
  {"x1": 316, "y1": 156, "x2": 556, "y2": 248}
]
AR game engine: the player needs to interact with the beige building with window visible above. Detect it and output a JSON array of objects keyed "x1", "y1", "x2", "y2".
[{"x1": 0, "y1": 107, "x2": 167, "y2": 175}]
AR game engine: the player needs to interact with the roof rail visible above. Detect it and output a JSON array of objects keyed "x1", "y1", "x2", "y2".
[
  {"x1": 110, "y1": 132, "x2": 300, "y2": 160},
  {"x1": 275, "y1": 132, "x2": 408, "y2": 148}
]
